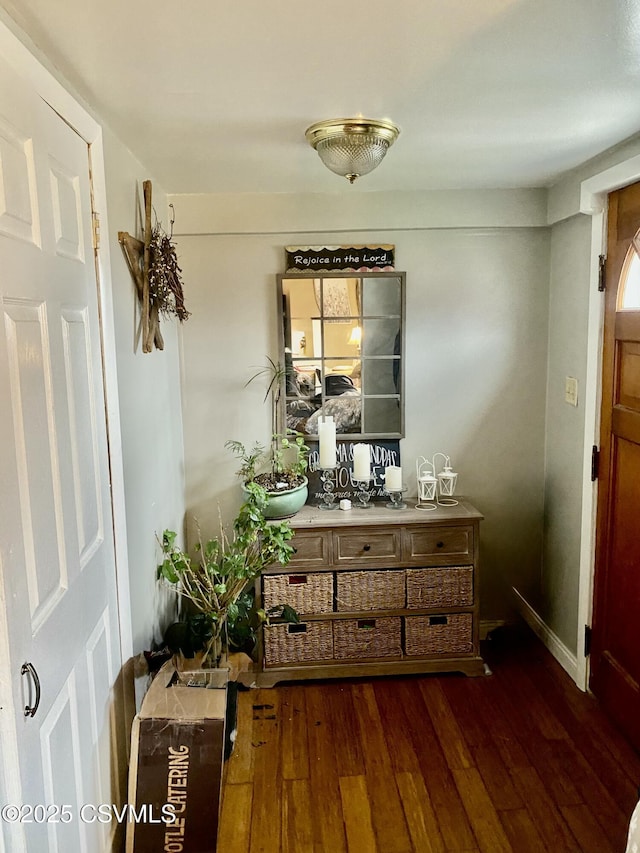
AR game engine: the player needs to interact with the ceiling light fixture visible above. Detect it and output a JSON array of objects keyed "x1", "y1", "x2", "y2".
[{"x1": 305, "y1": 118, "x2": 400, "y2": 184}]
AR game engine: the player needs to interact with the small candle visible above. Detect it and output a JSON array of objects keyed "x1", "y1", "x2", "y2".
[
  {"x1": 318, "y1": 416, "x2": 337, "y2": 468},
  {"x1": 385, "y1": 466, "x2": 402, "y2": 491},
  {"x1": 353, "y1": 443, "x2": 371, "y2": 481}
]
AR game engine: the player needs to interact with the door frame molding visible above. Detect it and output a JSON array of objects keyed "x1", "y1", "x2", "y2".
[
  {"x1": 0, "y1": 16, "x2": 133, "y2": 843},
  {"x1": 575, "y1": 156, "x2": 640, "y2": 690}
]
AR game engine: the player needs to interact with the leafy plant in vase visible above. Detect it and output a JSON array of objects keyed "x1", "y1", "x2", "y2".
[
  {"x1": 226, "y1": 357, "x2": 310, "y2": 519},
  {"x1": 157, "y1": 481, "x2": 298, "y2": 672},
  {"x1": 225, "y1": 432, "x2": 309, "y2": 519}
]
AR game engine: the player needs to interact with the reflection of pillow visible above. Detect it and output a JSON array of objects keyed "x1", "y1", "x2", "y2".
[
  {"x1": 305, "y1": 393, "x2": 361, "y2": 434},
  {"x1": 325, "y1": 374, "x2": 356, "y2": 396}
]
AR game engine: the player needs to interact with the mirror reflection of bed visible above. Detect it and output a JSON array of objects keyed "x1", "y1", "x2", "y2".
[
  {"x1": 286, "y1": 366, "x2": 362, "y2": 434},
  {"x1": 279, "y1": 272, "x2": 405, "y2": 438}
]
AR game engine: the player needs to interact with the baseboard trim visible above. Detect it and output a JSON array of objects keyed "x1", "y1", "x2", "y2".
[{"x1": 512, "y1": 587, "x2": 579, "y2": 684}]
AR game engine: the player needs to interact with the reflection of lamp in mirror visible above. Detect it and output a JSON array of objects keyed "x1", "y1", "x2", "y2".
[{"x1": 348, "y1": 325, "x2": 362, "y2": 353}]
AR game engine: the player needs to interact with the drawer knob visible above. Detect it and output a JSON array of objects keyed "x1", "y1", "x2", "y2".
[
  {"x1": 436, "y1": 541, "x2": 444, "y2": 548},
  {"x1": 363, "y1": 544, "x2": 371, "y2": 552}
]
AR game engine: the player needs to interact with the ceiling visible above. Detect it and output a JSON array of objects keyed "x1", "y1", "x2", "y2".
[{"x1": 4, "y1": 0, "x2": 640, "y2": 195}]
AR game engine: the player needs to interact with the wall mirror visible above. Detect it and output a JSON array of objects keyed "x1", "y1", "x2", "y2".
[{"x1": 278, "y1": 271, "x2": 405, "y2": 439}]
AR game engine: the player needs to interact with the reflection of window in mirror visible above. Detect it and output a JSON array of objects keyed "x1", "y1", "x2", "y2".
[{"x1": 279, "y1": 272, "x2": 405, "y2": 439}]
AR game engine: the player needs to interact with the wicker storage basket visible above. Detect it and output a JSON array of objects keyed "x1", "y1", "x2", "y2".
[
  {"x1": 336, "y1": 570, "x2": 405, "y2": 612},
  {"x1": 262, "y1": 572, "x2": 333, "y2": 614},
  {"x1": 404, "y1": 613, "x2": 473, "y2": 656},
  {"x1": 333, "y1": 617, "x2": 402, "y2": 660},
  {"x1": 406, "y1": 566, "x2": 473, "y2": 609},
  {"x1": 263, "y1": 621, "x2": 333, "y2": 667}
]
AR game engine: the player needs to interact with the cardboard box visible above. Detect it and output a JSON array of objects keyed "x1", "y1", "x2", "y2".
[{"x1": 126, "y1": 661, "x2": 227, "y2": 853}]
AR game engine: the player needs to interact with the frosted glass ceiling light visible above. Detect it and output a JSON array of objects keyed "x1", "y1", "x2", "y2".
[{"x1": 305, "y1": 118, "x2": 400, "y2": 184}]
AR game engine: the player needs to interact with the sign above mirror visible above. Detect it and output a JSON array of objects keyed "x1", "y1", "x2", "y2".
[{"x1": 285, "y1": 244, "x2": 395, "y2": 273}]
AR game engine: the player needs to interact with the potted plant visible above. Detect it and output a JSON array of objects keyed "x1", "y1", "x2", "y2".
[
  {"x1": 226, "y1": 431, "x2": 309, "y2": 519},
  {"x1": 225, "y1": 357, "x2": 310, "y2": 519},
  {"x1": 157, "y1": 480, "x2": 298, "y2": 669}
]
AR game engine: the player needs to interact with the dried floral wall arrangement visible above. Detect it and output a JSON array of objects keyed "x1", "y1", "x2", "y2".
[{"x1": 118, "y1": 180, "x2": 190, "y2": 353}]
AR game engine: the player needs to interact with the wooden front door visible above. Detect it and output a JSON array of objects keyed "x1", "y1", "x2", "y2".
[{"x1": 590, "y1": 181, "x2": 640, "y2": 751}]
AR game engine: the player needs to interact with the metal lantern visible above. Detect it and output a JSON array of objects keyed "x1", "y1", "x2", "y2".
[
  {"x1": 416, "y1": 456, "x2": 438, "y2": 511},
  {"x1": 438, "y1": 465, "x2": 458, "y2": 497},
  {"x1": 416, "y1": 453, "x2": 459, "y2": 508}
]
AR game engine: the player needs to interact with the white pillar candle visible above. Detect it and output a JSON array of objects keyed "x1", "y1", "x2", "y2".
[
  {"x1": 353, "y1": 443, "x2": 371, "y2": 481},
  {"x1": 385, "y1": 465, "x2": 403, "y2": 491},
  {"x1": 318, "y1": 416, "x2": 337, "y2": 468}
]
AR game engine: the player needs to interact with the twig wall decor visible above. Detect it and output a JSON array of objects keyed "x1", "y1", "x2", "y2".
[{"x1": 118, "y1": 180, "x2": 189, "y2": 353}]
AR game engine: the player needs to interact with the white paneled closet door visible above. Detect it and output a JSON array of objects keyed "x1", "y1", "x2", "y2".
[{"x1": 0, "y1": 54, "x2": 123, "y2": 853}]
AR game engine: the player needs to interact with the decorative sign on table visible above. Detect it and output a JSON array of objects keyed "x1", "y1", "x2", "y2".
[
  {"x1": 306, "y1": 440, "x2": 401, "y2": 503},
  {"x1": 285, "y1": 245, "x2": 395, "y2": 273}
]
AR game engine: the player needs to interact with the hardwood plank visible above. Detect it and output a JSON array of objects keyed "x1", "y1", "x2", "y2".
[
  {"x1": 419, "y1": 679, "x2": 474, "y2": 771},
  {"x1": 373, "y1": 679, "x2": 423, "y2": 774},
  {"x1": 491, "y1": 656, "x2": 569, "y2": 741},
  {"x1": 469, "y1": 743, "x2": 523, "y2": 811},
  {"x1": 339, "y1": 775, "x2": 378, "y2": 853},
  {"x1": 217, "y1": 783, "x2": 252, "y2": 853},
  {"x1": 482, "y1": 673, "x2": 582, "y2": 808},
  {"x1": 508, "y1": 766, "x2": 581, "y2": 852},
  {"x1": 248, "y1": 690, "x2": 282, "y2": 853},
  {"x1": 498, "y1": 808, "x2": 547, "y2": 853},
  {"x1": 560, "y1": 803, "x2": 617, "y2": 853},
  {"x1": 282, "y1": 778, "x2": 314, "y2": 853},
  {"x1": 305, "y1": 684, "x2": 348, "y2": 853},
  {"x1": 351, "y1": 682, "x2": 413, "y2": 853},
  {"x1": 552, "y1": 738, "x2": 631, "y2": 848},
  {"x1": 441, "y1": 678, "x2": 523, "y2": 810},
  {"x1": 280, "y1": 685, "x2": 310, "y2": 781},
  {"x1": 465, "y1": 678, "x2": 531, "y2": 771},
  {"x1": 392, "y1": 679, "x2": 478, "y2": 851},
  {"x1": 326, "y1": 681, "x2": 366, "y2": 777},
  {"x1": 395, "y1": 770, "x2": 446, "y2": 853},
  {"x1": 452, "y1": 766, "x2": 513, "y2": 853}
]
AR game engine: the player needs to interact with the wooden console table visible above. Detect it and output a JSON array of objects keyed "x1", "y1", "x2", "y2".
[{"x1": 256, "y1": 499, "x2": 485, "y2": 686}]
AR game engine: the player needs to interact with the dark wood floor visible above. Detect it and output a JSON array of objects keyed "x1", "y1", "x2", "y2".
[{"x1": 218, "y1": 624, "x2": 640, "y2": 852}]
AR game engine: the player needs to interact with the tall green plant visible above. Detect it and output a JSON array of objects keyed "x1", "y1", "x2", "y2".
[{"x1": 157, "y1": 481, "x2": 295, "y2": 662}]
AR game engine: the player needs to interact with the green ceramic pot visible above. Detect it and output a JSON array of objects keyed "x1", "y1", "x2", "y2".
[{"x1": 261, "y1": 477, "x2": 308, "y2": 519}]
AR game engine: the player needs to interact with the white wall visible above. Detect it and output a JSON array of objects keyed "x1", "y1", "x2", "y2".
[
  {"x1": 538, "y1": 134, "x2": 640, "y2": 666},
  {"x1": 172, "y1": 191, "x2": 551, "y2": 623},
  {"x1": 102, "y1": 128, "x2": 185, "y2": 695},
  {"x1": 538, "y1": 214, "x2": 592, "y2": 652}
]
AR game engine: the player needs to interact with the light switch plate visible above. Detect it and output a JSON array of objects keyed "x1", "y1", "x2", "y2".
[{"x1": 565, "y1": 376, "x2": 578, "y2": 407}]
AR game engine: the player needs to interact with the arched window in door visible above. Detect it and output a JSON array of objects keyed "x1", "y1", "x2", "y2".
[{"x1": 619, "y1": 230, "x2": 640, "y2": 309}]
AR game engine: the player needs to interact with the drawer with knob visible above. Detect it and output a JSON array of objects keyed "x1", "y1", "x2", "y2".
[
  {"x1": 333, "y1": 529, "x2": 402, "y2": 565},
  {"x1": 403, "y1": 526, "x2": 473, "y2": 565},
  {"x1": 276, "y1": 530, "x2": 330, "y2": 570}
]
